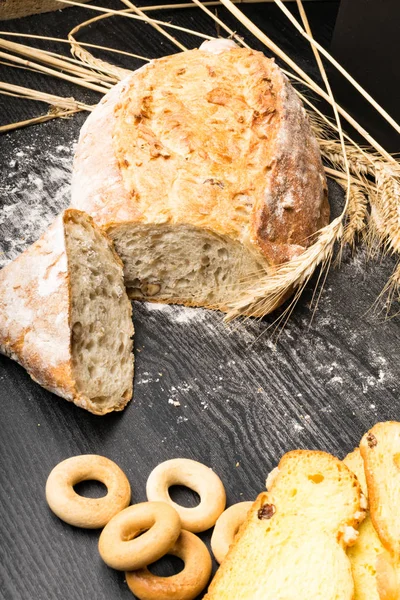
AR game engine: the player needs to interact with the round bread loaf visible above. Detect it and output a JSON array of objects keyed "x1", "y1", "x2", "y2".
[{"x1": 71, "y1": 39, "x2": 329, "y2": 313}]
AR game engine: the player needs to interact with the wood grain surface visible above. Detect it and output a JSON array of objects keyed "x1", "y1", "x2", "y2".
[{"x1": 1, "y1": 2, "x2": 399, "y2": 599}]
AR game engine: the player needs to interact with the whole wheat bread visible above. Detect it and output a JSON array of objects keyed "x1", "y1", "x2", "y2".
[
  {"x1": 71, "y1": 39, "x2": 329, "y2": 314},
  {"x1": 204, "y1": 450, "x2": 364, "y2": 600},
  {"x1": 0, "y1": 209, "x2": 134, "y2": 415}
]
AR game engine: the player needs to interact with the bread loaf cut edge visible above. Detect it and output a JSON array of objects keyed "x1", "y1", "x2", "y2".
[{"x1": 0, "y1": 208, "x2": 134, "y2": 415}]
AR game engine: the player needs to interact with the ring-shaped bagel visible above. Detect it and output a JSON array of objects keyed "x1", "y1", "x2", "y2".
[
  {"x1": 146, "y1": 458, "x2": 226, "y2": 533},
  {"x1": 211, "y1": 501, "x2": 253, "y2": 563},
  {"x1": 98, "y1": 502, "x2": 181, "y2": 571},
  {"x1": 126, "y1": 530, "x2": 212, "y2": 600},
  {"x1": 45, "y1": 455, "x2": 131, "y2": 529}
]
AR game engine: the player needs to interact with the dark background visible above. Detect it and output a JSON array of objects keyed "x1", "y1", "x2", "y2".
[{"x1": 0, "y1": 2, "x2": 399, "y2": 599}]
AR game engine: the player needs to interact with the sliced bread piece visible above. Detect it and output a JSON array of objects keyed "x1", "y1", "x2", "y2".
[
  {"x1": 71, "y1": 39, "x2": 329, "y2": 315},
  {"x1": 0, "y1": 209, "x2": 134, "y2": 415},
  {"x1": 360, "y1": 422, "x2": 400, "y2": 599},
  {"x1": 204, "y1": 450, "x2": 364, "y2": 600},
  {"x1": 360, "y1": 422, "x2": 400, "y2": 556},
  {"x1": 344, "y1": 448, "x2": 383, "y2": 600}
]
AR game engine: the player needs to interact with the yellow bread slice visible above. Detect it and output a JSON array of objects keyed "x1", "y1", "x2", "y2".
[
  {"x1": 205, "y1": 450, "x2": 365, "y2": 600},
  {"x1": 360, "y1": 422, "x2": 400, "y2": 556},
  {"x1": 360, "y1": 422, "x2": 400, "y2": 599},
  {"x1": 344, "y1": 448, "x2": 382, "y2": 600}
]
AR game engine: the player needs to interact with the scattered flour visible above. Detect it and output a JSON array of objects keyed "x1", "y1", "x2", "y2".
[
  {"x1": 0, "y1": 141, "x2": 75, "y2": 268},
  {"x1": 143, "y1": 302, "x2": 208, "y2": 325},
  {"x1": 168, "y1": 398, "x2": 181, "y2": 407}
]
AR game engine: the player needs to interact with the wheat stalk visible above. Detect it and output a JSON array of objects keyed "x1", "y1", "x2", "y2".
[
  {"x1": 0, "y1": 108, "x2": 83, "y2": 133},
  {"x1": 1, "y1": 0, "x2": 399, "y2": 318},
  {"x1": 226, "y1": 219, "x2": 343, "y2": 320},
  {"x1": 274, "y1": 0, "x2": 400, "y2": 137},
  {"x1": 0, "y1": 31, "x2": 150, "y2": 63},
  {"x1": 218, "y1": 0, "x2": 397, "y2": 166},
  {"x1": 55, "y1": 0, "x2": 214, "y2": 41},
  {"x1": 67, "y1": 9, "x2": 146, "y2": 80},
  {"x1": 371, "y1": 168, "x2": 400, "y2": 255},
  {"x1": 379, "y1": 263, "x2": 400, "y2": 316}
]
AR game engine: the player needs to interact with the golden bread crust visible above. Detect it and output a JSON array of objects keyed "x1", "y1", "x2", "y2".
[
  {"x1": 0, "y1": 209, "x2": 132, "y2": 415},
  {"x1": 71, "y1": 43, "x2": 329, "y2": 268},
  {"x1": 360, "y1": 422, "x2": 400, "y2": 557},
  {"x1": 0, "y1": 210, "x2": 76, "y2": 400}
]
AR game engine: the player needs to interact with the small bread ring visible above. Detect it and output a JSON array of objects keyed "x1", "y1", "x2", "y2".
[
  {"x1": 126, "y1": 530, "x2": 212, "y2": 600},
  {"x1": 211, "y1": 501, "x2": 253, "y2": 564},
  {"x1": 146, "y1": 458, "x2": 226, "y2": 533},
  {"x1": 45, "y1": 455, "x2": 131, "y2": 529},
  {"x1": 98, "y1": 502, "x2": 181, "y2": 571}
]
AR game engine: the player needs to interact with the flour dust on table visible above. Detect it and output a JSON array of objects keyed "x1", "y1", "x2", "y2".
[{"x1": 0, "y1": 131, "x2": 76, "y2": 269}]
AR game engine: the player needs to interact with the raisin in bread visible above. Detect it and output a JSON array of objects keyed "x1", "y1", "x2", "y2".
[
  {"x1": 205, "y1": 450, "x2": 365, "y2": 600},
  {"x1": 360, "y1": 422, "x2": 400, "y2": 599}
]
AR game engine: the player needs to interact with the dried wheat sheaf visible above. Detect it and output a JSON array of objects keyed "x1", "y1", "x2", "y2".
[{"x1": 0, "y1": 0, "x2": 399, "y2": 322}]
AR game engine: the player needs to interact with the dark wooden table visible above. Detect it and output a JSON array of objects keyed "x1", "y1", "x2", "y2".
[{"x1": 1, "y1": 2, "x2": 399, "y2": 599}]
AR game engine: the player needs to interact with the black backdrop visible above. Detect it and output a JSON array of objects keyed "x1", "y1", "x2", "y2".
[{"x1": 0, "y1": 3, "x2": 399, "y2": 599}]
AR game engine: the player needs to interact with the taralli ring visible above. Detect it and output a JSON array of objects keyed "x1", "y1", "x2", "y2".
[
  {"x1": 98, "y1": 502, "x2": 181, "y2": 571},
  {"x1": 45, "y1": 455, "x2": 131, "y2": 529},
  {"x1": 146, "y1": 458, "x2": 226, "y2": 533},
  {"x1": 126, "y1": 530, "x2": 212, "y2": 600},
  {"x1": 211, "y1": 501, "x2": 253, "y2": 564}
]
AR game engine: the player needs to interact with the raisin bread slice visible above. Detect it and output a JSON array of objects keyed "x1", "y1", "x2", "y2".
[
  {"x1": 344, "y1": 448, "x2": 383, "y2": 600},
  {"x1": 205, "y1": 450, "x2": 365, "y2": 600},
  {"x1": 360, "y1": 422, "x2": 400, "y2": 599},
  {"x1": 0, "y1": 209, "x2": 134, "y2": 415}
]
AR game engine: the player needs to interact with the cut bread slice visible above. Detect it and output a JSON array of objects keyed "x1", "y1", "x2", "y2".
[
  {"x1": 344, "y1": 448, "x2": 383, "y2": 600},
  {"x1": 205, "y1": 450, "x2": 365, "y2": 600},
  {"x1": 360, "y1": 422, "x2": 400, "y2": 599},
  {"x1": 0, "y1": 209, "x2": 134, "y2": 415},
  {"x1": 71, "y1": 39, "x2": 329, "y2": 315},
  {"x1": 360, "y1": 422, "x2": 400, "y2": 557}
]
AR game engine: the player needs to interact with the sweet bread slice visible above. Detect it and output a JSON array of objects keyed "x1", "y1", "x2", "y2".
[
  {"x1": 360, "y1": 422, "x2": 400, "y2": 556},
  {"x1": 344, "y1": 448, "x2": 383, "y2": 600},
  {"x1": 0, "y1": 209, "x2": 134, "y2": 415},
  {"x1": 360, "y1": 422, "x2": 400, "y2": 598},
  {"x1": 71, "y1": 39, "x2": 329, "y2": 315},
  {"x1": 205, "y1": 450, "x2": 365, "y2": 600}
]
